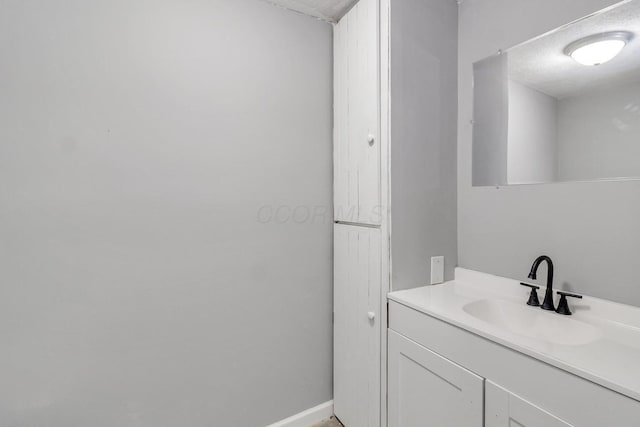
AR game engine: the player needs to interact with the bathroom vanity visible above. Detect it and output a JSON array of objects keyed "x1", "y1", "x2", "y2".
[{"x1": 387, "y1": 269, "x2": 640, "y2": 427}]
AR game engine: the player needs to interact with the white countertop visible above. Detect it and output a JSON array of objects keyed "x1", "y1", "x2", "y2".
[{"x1": 388, "y1": 268, "x2": 640, "y2": 402}]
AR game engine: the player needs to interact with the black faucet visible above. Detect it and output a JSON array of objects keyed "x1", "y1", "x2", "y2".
[{"x1": 528, "y1": 256, "x2": 555, "y2": 311}]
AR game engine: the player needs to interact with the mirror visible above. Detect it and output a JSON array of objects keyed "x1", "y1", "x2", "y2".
[{"x1": 472, "y1": 0, "x2": 640, "y2": 186}]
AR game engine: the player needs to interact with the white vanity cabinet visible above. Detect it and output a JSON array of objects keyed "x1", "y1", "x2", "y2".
[
  {"x1": 388, "y1": 331, "x2": 571, "y2": 427},
  {"x1": 388, "y1": 330, "x2": 483, "y2": 427},
  {"x1": 388, "y1": 298, "x2": 640, "y2": 427}
]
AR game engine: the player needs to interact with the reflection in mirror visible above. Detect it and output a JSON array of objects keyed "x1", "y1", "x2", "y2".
[{"x1": 472, "y1": 0, "x2": 640, "y2": 186}]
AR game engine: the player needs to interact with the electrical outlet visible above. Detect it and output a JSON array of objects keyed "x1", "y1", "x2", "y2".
[{"x1": 431, "y1": 256, "x2": 445, "y2": 285}]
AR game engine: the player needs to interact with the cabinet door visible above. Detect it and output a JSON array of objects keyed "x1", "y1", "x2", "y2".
[
  {"x1": 334, "y1": 0, "x2": 381, "y2": 225},
  {"x1": 485, "y1": 381, "x2": 574, "y2": 427},
  {"x1": 388, "y1": 330, "x2": 484, "y2": 427},
  {"x1": 334, "y1": 224, "x2": 381, "y2": 427}
]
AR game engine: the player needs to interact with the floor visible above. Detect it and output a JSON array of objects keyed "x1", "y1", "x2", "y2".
[{"x1": 311, "y1": 416, "x2": 343, "y2": 427}]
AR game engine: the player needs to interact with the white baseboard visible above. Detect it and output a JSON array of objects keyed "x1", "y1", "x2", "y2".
[{"x1": 266, "y1": 400, "x2": 334, "y2": 427}]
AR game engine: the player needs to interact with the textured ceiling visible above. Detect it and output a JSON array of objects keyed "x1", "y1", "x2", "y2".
[
  {"x1": 508, "y1": 0, "x2": 640, "y2": 99},
  {"x1": 263, "y1": 0, "x2": 358, "y2": 22}
]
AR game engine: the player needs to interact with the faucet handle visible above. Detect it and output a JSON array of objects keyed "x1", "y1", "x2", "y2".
[
  {"x1": 520, "y1": 282, "x2": 541, "y2": 307},
  {"x1": 556, "y1": 291, "x2": 583, "y2": 316}
]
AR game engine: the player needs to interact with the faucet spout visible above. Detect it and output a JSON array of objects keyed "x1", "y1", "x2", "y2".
[{"x1": 528, "y1": 255, "x2": 555, "y2": 311}]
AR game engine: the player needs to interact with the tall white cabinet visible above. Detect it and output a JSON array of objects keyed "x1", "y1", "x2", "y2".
[
  {"x1": 333, "y1": 0, "x2": 458, "y2": 425},
  {"x1": 333, "y1": 0, "x2": 388, "y2": 426}
]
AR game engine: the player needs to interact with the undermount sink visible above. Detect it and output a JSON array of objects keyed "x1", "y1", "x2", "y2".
[{"x1": 463, "y1": 299, "x2": 602, "y2": 346}]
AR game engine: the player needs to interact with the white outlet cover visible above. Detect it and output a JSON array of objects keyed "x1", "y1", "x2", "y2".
[{"x1": 431, "y1": 256, "x2": 445, "y2": 285}]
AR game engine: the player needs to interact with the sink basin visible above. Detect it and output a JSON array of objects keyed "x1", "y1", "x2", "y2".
[{"x1": 463, "y1": 299, "x2": 602, "y2": 346}]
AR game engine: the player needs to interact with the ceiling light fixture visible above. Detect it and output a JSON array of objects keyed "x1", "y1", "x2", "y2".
[{"x1": 564, "y1": 31, "x2": 633, "y2": 66}]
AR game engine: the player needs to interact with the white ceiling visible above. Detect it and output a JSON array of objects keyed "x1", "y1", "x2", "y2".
[
  {"x1": 263, "y1": 0, "x2": 358, "y2": 22},
  {"x1": 508, "y1": 0, "x2": 640, "y2": 99}
]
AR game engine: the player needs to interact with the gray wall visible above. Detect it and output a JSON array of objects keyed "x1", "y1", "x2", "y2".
[
  {"x1": 557, "y1": 80, "x2": 640, "y2": 181},
  {"x1": 459, "y1": 0, "x2": 640, "y2": 306},
  {"x1": 472, "y1": 54, "x2": 509, "y2": 187},
  {"x1": 390, "y1": 0, "x2": 458, "y2": 290},
  {"x1": 0, "y1": 1, "x2": 333, "y2": 426},
  {"x1": 507, "y1": 80, "x2": 558, "y2": 185}
]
